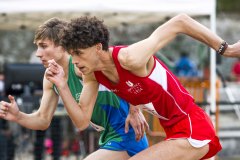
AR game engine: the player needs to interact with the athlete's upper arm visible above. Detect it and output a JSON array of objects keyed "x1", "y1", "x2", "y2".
[
  {"x1": 37, "y1": 76, "x2": 59, "y2": 124},
  {"x1": 120, "y1": 24, "x2": 177, "y2": 70},
  {"x1": 118, "y1": 14, "x2": 195, "y2": 70}
]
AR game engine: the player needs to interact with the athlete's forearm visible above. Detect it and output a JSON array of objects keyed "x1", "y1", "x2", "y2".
[
  {"x1": 15, "y1": 111, "x2": 51, "y2": 130},
  {"x1": 174, "y1": 14, "x2": 222, "y2": 50},
  {"x1": 154, "y1": 14, "x2": 240, "y2": 57},
  {"x1": 57, "y1": 83, "x2": 91, "y2": 130}
]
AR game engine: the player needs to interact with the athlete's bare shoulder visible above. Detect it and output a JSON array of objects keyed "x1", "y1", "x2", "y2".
[{"x1": 117, "y1": 47, "x2": 131, "y2": 70}]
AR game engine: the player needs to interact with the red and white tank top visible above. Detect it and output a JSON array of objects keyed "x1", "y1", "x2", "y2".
[{"x1": 94, "y1": 46, "x2": 196, "y2": 127}]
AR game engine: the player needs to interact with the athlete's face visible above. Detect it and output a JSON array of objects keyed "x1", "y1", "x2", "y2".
[
  {"x1": 35, "y1": 39, "x2": 65, "y2": 68},
  {"x1": 71, "y1": 44, "x2": 101, "y2": 75}
]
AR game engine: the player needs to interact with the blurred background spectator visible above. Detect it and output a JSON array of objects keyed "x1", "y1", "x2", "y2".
[
  {"x1": 230, "y1": 58, "x2": 240, "y2": 82},
  {"x1": 174, "y1": 51, "x2": 199, "y2": 78}
]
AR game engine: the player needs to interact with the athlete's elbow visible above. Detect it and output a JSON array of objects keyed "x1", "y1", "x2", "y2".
[
  {"x1": 34, "y1": 111, "x2": 51, "y2": 130},
  {"x1": 37, "y1": 119, "x2": 51, "y2": 130},
  {"x1": 172, "y1": 13, "x2": 192, "y2": 33},
  {"x1": 75, "y1": 119, "x2": 90, "y2": 131},
  {"x1": 175, "y1": 13, "x2": 190, "y2": 20},
  {"x1": 77, "y1": 125, "x2": 89, "y2": 131},
  {"x1": 39, "y1": 124, "x2": 50, "y2": 130},
  {"x1": 44, "y1": 120, "x2": 52, "y2": 129},
  {"x1": 29, "y1": 121, "x2": 50, "y2": 130}
]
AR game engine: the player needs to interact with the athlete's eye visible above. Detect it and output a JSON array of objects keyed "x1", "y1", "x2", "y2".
[
  {"x1": 38, "y1": 44, "x2": 47, "y2": 49},
  {"x1": 72, "y1": 50, "x2": 81, "y2": 55}
]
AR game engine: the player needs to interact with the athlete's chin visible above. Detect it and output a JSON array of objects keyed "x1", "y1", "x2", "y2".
[
  {"x1": 81, "y1": 71, "x2": 92, "y2": 76},
  {"x1": 80, "y1": 69, "x2": 90, "y2": 75},
  {"x1": 78, "y1": 67, "x2": 95, "y2": 75},
  {"x1": 42, "y1": 63, "x2": 48, "y2": 68}
]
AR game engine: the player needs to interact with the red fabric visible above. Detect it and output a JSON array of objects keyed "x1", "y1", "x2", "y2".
[
  {"x1": 94, "y1": 46, "x2": 194, "y2": 127},
  {"x1": 164, "y1": 106, "x2": 222, "y2": 159},
  {"x1": 232, "y1": 61, "x2": 240, "y2": 81}
]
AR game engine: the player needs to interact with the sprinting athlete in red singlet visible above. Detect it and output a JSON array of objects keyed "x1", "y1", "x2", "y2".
[
  {"x1": 47, "y1": 14, "x2": 240, "y2": 160},
  {"x1": 94, "y1": 46, "x2": 220, "y2": 159}
]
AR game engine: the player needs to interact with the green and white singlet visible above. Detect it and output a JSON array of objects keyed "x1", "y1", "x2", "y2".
[{"x1": 55, "y1": 57, "x2": 148, "y2": 156}]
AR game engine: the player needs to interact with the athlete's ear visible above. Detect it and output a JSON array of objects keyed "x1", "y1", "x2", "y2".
[{"x1": 96, "y1": 43, "x2": 102, "y2": 51}]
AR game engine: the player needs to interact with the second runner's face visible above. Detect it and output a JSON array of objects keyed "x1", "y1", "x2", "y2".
[
  {"x1": 71, "y1": 45, "x2": 99, "y2": 75},
  {"x1": 35, "y1": 39, "x2": 65, "y2": 68}
]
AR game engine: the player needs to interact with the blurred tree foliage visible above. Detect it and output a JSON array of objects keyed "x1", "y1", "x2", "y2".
[{"x1": 217, "y1": 0, "x2": 240, "y2": 13}]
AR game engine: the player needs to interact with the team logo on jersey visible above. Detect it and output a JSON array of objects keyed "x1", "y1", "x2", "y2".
[
  {"x1": 126, "y1": 80, "x2": 143, "y2": 95},
  {"x1": 75, "y1": 93, "x2": 81, "y2": 101},
  {"x1": 126, "y1": 80, "x2": 134, "y2": 87}
]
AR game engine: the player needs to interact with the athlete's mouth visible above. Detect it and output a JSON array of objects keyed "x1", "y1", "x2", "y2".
[
  {"x1": 79, "y1": 66, "x2": 85, "y2": 71},
  {"x1": 41, "y1": 60, "x2": 48, "y2": 67}
]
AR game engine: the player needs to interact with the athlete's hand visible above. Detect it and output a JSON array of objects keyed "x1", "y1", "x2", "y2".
[
  {"x1": 125, "y1": 104, "x2": 149, "y2": 141},
  {"x1": 0, "y1": 95, "x2": 20, "y2": 122},
  {"x1": 46, "y1": 59, "x2": 67, "y2": 89},
  {"x1": 224, "y1": 41, "x2": 240, "y2": 58}
]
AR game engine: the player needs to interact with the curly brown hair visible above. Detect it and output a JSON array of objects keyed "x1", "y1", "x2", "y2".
[
  {"x1": 61, "y1": 16, "x2": 109, "y2": 52},
  {"x1": 34, "y1": 17, "x2": 68, "y2": 46}
]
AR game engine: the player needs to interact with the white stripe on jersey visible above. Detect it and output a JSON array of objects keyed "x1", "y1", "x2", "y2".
[
  {"x1": 98, "y1": 84, "x2": 111, "y2": 92},
  {"x1": 187, "y1": 114, "x2": 211, "y2": 148},
  {"x1": 149, "y1": 61, "x2": 168, "y2": 91},
  {"x1": 167, "y1": 114, "x2": 211, "y2": 148},
  {"x1": 149, "y1": 60, "x2": 188, "y2": 116}
]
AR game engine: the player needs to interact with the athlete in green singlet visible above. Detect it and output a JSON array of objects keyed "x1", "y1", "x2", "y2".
[{"x1": 55, "y1": 57, "x2": 148, "y2": 158}]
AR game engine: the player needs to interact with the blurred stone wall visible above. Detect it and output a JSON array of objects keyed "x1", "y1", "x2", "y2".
[{"x1": 0, "y1": 30, "x2": 36, "y2": 72}]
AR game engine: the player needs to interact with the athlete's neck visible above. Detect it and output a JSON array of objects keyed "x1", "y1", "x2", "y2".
[
  {"x1": 98, "y1": 48, "x2": 119, "y2": 84},
  {"x1": 57, "y1": 54, "x2": 70, "y2": 79}
]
